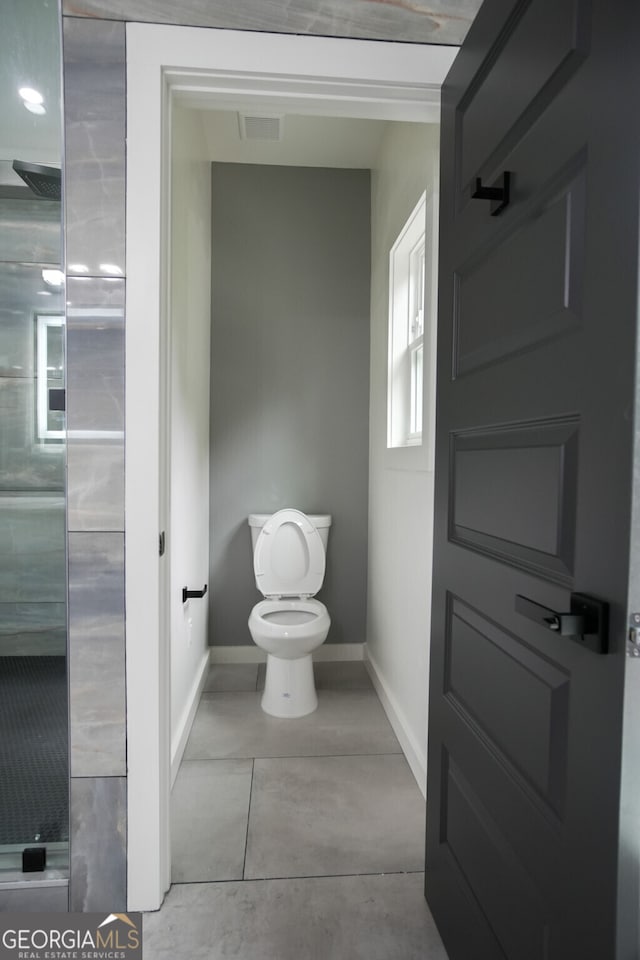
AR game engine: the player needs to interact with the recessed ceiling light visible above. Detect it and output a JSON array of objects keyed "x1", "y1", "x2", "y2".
[
  {"x1": 24, "y1": 102, "x2": 46, "y2": 116},
  {"x1": 42, "y1": 269, "x2": 64, "y2": 288},
  {"x1": 19, "y1": 86, "x2": 44, "y2": 105}
]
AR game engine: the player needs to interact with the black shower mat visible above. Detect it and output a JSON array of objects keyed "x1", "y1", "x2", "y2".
[{"x1": 0, "y1": 656, "x2": 69, "y2": 846}]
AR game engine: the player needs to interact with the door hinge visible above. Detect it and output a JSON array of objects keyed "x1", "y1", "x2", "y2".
[
  {"x1": 159, "y1": 531, "x2": 166, "y2": 557},
  {"x1": 628, "y1": 613, "x2": 640, "y2": 658}
]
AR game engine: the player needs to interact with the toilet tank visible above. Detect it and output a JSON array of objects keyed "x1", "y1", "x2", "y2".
[{"x1": 248, "y1": 513, "x2": 331, "y2": 552}]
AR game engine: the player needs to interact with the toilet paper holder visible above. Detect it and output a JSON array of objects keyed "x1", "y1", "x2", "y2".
[{"x1": 182, "y1": 584, "x2": 208, "y2": 604}]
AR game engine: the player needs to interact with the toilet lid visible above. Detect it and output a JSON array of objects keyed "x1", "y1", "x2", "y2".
[{"x1": 253, "y1": 508, "x2": 325, "y2": 599}]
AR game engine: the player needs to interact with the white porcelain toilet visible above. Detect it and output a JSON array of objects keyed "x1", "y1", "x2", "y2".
[{"x1": 248, "y1": 508, "x2": 331, "y2": 718}]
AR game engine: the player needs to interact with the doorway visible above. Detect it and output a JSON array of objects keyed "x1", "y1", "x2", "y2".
[
  {"x1": 125, "y1": 22, "x2": 454, "y2": 911},
  {"x1": 168, "y1": 107, "x2": 437, "y2": 896}
]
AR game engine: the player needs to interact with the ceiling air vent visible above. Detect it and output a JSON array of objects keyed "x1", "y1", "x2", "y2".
[{"x1": 238, "y1": 113, "x2": 283, "y2": 142}]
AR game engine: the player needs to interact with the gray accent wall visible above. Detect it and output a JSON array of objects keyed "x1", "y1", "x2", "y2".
[{"x1": 209, "y1": 164, "x2": 371, "y2": 648}]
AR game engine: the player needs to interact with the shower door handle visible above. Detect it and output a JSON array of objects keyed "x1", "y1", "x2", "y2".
[{"x1": 182, "y1": 584, "x2": 208, "y2": 603}]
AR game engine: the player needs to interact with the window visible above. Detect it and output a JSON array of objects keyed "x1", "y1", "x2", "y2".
[{"x1": 387, "y1": 192, "x2": 435, "y2": 449}]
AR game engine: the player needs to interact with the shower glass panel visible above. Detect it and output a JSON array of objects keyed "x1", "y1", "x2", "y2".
[{"x1": 0, "y1": 0, "x2": 68, "y2": 875}]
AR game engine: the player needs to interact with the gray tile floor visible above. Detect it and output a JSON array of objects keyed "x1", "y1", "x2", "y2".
[{"x1": 145, "y1": 661, "x2": 448, "y2": 960}]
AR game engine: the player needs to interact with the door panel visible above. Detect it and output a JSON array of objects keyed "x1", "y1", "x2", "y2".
[
  {"x1": 457, "y1": 0, "x2": 590, "y2": 192},
  {"x1": 450, "y1": 418, "x2": 579, "y2": 582},
  {"x1": 442, "y1": 755, "x2": 550, "y2": 960},
  {"x1": 446, "y1": 597, "x2": 570, "y2": 814},
  {"x1": 425, "y1": 0, "x2": 640, "y2": 957},
  {"x1": 454, "y1": 167, "x2": 585, "y2": 377}
]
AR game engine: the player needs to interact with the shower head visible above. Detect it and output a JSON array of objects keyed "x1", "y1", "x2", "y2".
[{"x1": 11, "y1": 160, "x2": 61, "y2": 201}]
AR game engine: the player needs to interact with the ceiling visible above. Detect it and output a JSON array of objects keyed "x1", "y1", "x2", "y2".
[{"x1": 200, "y1": 111, "x2": 399, "y2": 169}]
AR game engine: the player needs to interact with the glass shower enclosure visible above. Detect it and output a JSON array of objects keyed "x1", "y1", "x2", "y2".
[{"x1": 0, "y1": 0, "x2": 68, "y2": 877}]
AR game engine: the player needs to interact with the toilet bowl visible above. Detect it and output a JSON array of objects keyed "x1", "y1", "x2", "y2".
[{"x1": 248, "y1": 509, "x2": 331, "y2": 718}]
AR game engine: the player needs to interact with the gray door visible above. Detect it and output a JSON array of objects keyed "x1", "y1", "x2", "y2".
[{"x1": 425, "y1": 1, "x2": 640, "y2": 957}]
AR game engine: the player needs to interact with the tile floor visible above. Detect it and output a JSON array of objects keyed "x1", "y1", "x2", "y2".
[{"x1": 143, "y1": 661, "x2": 449, "y2": 960}]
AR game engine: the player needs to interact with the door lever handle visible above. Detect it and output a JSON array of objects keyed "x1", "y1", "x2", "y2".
[
  {"x1": 182, "y1": 584, "x2": 208, "y2": 603},
  {"x1": 515, "y1": 595, "x2": 583, "y2": 635},
  {"x1": 515, "y1": 593, "x2": 608, "y2": 654}
]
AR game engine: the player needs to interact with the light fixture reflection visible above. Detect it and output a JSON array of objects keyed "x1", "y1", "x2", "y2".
[
  {"x1": 42, "y1": 269, "x2": 64, "y2": 288},
  {"x1": 19, "y1": 87, "x2": 46, "y2": 116},
  {"x1": 19, "y1": 86, "x2": 43, "y2": 105}
]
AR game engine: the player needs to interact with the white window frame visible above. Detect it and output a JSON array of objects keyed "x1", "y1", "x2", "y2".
[
  {"x1": 387, "y1": 192, "x2": 428, "y2": 449},
  {"x1": 408, "y1": 238, "x2": 426, "y2": 441}
]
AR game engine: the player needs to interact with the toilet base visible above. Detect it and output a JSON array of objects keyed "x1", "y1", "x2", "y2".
[{"x1": 261, "y1": 653, "x2": 318, "y2": 718}]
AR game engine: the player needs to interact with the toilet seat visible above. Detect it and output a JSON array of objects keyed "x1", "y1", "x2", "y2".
[
  {"x1": 252, "y1": 597, "x2": 327, "y2": 628},
  {"x1": 253, "y1": 508, "x2": 325, "y2": 599},
  {"x1": 249, "y1": 598, "x2": 330, "y2": 660}
]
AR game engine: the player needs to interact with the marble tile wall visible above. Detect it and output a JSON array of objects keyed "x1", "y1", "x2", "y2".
[
  {"x1": 0, "y1": 497, "x2": 66, "y2": 603},
  {"x1": 62, "y1": 0, "x2": 481, "y2": 45},
  {"x1": 0, "y1": 603, "x2": 67, "y2": 655},
  {"x1": 63, "y1": 18, "x2": 126, "y2": 278},
  {"x1": 0, "y1": 263, "x2": 65, "y2": 490},
  {"x1": 0, "y1": 380, "x2": 65, "y2": 489},
  {"x1": 68, "y1": 532, "x2": 125, "y2": 777},
  {"x1": 69, "y1": 777, "x2": 126, "y2": 911},
  {"x1": 66, "y1": 278, "x2": 124, "y2": 530},
  {"x1": 0, "y1": 199, "x2": 61, "y2": 264},
  {"x1": 60, "y1": 0, "x2": 470, "y2": 912},
  {"x1": 0, "y1": 212, "x2": 66, "y2": 655},
  {"x1": 0, "y1": 495, "x2": 66, "y2": 655},
  {"x1": 62, "y1": 14, "x2": 127, "y2": 910}
]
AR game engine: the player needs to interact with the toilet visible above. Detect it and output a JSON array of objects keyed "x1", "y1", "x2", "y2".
[{"x1": 248, "y1": 509, "x2": 331, "y2": 718}]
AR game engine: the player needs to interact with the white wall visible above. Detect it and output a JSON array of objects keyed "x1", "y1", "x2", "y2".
[
  {"x1": 169, "y1": 106, "x2": 212, "y2": 773},
  {"x1": 366, "y1": 122, "x2": 440, "y2": 795}
]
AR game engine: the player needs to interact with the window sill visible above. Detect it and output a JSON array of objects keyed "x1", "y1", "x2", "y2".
[{"x1": 384, "y1": 441, "x2": 431, "y2": 473}]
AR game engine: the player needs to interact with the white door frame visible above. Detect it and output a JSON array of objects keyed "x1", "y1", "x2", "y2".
[{"x1": 125, "y1": 21, "x2": 456, "y2": 912}]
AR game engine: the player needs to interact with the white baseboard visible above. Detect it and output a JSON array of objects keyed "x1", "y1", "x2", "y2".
[
  {"x1": 364, "y1": 645, "x2": 427, "y2": 799},
  {"x1": 209, "y1": 643, "x2": 365, "y2": 663},
  {"x1": 170, "y1": 649, "x2": 210, "y2": 787},
  {"x1": 315, "y1": 643, "x2": 365, "y2": 661},
  {"x1": 208, "y1": 645, "x2": 266, "y2": 663}
]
